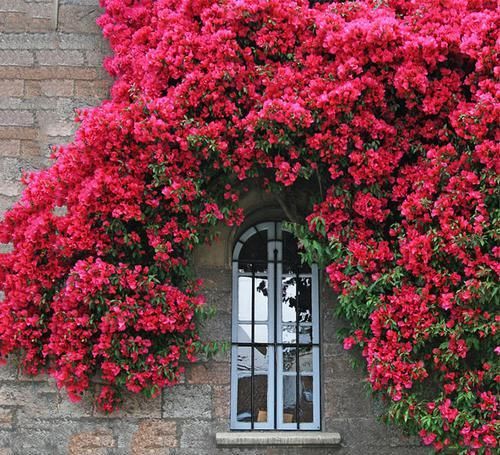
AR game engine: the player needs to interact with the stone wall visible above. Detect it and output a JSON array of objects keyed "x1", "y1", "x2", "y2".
[{"x1": 0, "y1": 1, "x2": 428, "y2": 454}]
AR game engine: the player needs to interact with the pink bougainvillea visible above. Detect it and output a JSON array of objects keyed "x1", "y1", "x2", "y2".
[{"x1": 0, "y1": 0, "x2": 498, "y2": 451}]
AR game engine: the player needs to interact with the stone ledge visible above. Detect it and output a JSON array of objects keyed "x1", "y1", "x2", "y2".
[{"x1": 215, "y1": 431, "x2": 341, "y2": 447}]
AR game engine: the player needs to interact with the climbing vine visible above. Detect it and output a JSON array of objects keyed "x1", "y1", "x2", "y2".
[{"x1": 0, "y1": 0, "x2": 498, "y2": 451}]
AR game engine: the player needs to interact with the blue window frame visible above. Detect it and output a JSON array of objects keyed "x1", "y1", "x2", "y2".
[{"x1": 230, "y1": 221, "x2": 321, "y2": 430}]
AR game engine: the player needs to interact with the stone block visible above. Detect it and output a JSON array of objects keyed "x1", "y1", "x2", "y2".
[
  {"x1": 162, "y1": 384, "x2": 212, "y2": 419},
  {"x1": 57, "y1": 5, "x2": 102, "y2": 34},
  {"x1": 0, "y1": 66, "x2": 98, "y2": 81},
  {"x1": 68, "y1": 431, "x2": 115, "y2": 455},
  {"x1": 0, "y1": 409, "x2": 13, "y2": 430},
  {"x1": 0, "y1": 50, "x2": 33, "y2": 66},
  {"x1": 57, "y1": 33, "x2": 106, "y2": 50},
  {"x1": 36, "y1": 50, "x2": 84, "y2": 66},
  {"x1": 179, "y1": 419, "x2": 215, "y2": 450},
  {"x1": 186, "y1": 362, "x2": 230, "y2": 386},
  {"x1": 0, "y1": 140, "x2": 20, "y2": 157},
  {"x1": 213, "y1": 385, "x2": 230, "y2": 419},
  {"x1": 0, "y1": 111, "x2": 33, "y2": 127},
  {"x1": 0, "y1": 33, "x2": 56, "y2": 50},
  {"x1": 75, "y1": 80, "x2": 110, "y2": 98},
  {"x1": 0, "y1": 126, "x2": 37, "y2": 140},
  {"x1": 0, "y1": 80, "x2": 23, "y2": 96},
  {"x1": 131, "y1": 420, "x2": 177, "y2": 453},
  {"x1": 40, "y1": 80, "x2": 73, "y2": 97}
]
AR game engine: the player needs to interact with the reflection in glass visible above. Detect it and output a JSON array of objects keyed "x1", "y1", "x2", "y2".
[
  {"x1": 238, "y1": 231, "x2": 267, "y2": 273},
  {"x1": 237, "y1": 346, "x2": 269, "y2": 372},
  {"x1": 299, "y1": 376, "x2": 314, "y2": 423},
  {"x1": 282, "y1": 347, "x2": 312, "y2": 373},
  {"x1": 298, "y1": 277, "x2": 312, "y2": 323},
  {"x1": 281, "y1": 325, "x2": 312, "y2": 344},
  {"x1": 283, "y1": 231, "x2": 311, "y2": 274},
  {"x1": 238, "y1": 277, "x2": 268, "y2": 321},
  {"x1": 282, "y1": 276, "x2": 312, "y2": 323},
  {"x1": 282, "y1": 276, "x2": 296, "y2": 322},
  {"x1": 283, "y1": 375, "x2": 297, "y2": 423},
  {"x1": 238, "y1": 324, "x2": 268, "y2": 343},
  {"x1": 237, "y1": 374, "x2": 268, "y2": 422},
  {"x1": 300, "y1": 348, "x2": 313, "y2": 373}
]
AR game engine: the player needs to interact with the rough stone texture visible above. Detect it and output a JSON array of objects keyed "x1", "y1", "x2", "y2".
[{"x1": 0, "y1": 1, "x2": 429, "y2": 454}]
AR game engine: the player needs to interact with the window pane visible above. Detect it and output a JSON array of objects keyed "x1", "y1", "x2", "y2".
[
  {"x1": 282, "y1": 346, "x2": 296, "y2": 373},
  {"x1": 282, "y1": 276, "x2": 296, "y2": 322},
  {"x1": 281, "y1": 325, "x2": 312, "y2": 344},
  {"x1": 238, "y1": 231, "x2": 267, "y2": 273},
  {"x1": 253, "y1": 345, "x2": 269, "y2": 372},
  {"x1": 237, "y1": 346, "x2": 252, "y2": 373},
  {"x1": 299, "y1": 347, "x2": 313, "y2": 373},
  {"x1": 238, "y1": 277, "x2": 268, "y2": 321},
  {"x1": 238, "y1": 277, "x2": 252, "y2": 321},
  {"x1": 298, "y1": 277, "x2": 312, "y2": 323},
  {"x1": 283, "y1": 346, "x2": 312, "y2": 374},
  {"x1": 254, "y1": 373, "x2": 268, "y2": 423},
  {"x1": 238, "y1": 324, "x2": 268, "y2": 343},
  {"x1": 237, "y1": 374, "x2": 268, "y2": 423},
  {"x1": 283, "y1": 375, "x2": 297, "y2": 423},
  {"x1": 282, "y1": 324, "x2": 296, "y2": 344},
  {"x1": 283, "y1": 231, "x2": 311, "y2": 274},
  {"x1": 255, "y1": 278, "x2": 268, "y2": 321},
  {"x1": 237, "y1": 346, "x2": 269, "y2": 373},
  {"x1": 237, "y1": 375, "x2": 252, "y2": 422},
  {"x1": 299, "y1": 376, "x2": 314, "y2": 424}
]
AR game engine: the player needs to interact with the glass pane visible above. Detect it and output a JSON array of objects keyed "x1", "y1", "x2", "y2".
[
  {"x1": 238, "y1": 276, "x2": 252, "y2": 321},
  {"x1": 283, "y1": 375, "x2": 297, "y2": 423},
  {"x1": 237, "y1": 375, "x2": 252, "y2": 422},
  {"x1": 237, "y1": 346, "x2": 268, "y2": 373},
  {"x1": 254, "y1": 373, "x2": 268, "y2": 423},
  {"x1": 299, "y1": 325, "x2": 312, "y2": 344},
  {"x1": 298, "y1": 277, "x2": 312, "y2": 323},
  {"x1": 299, "y1": 376, "x2": 314, "y2": 423},
  {"x1": 238, "y1": 231, "x2": 267, "y2": 273},
  {"x1": 282, "y1": 276, "x2": 296, "y2": 322},
  {"x1": 237, "y1": 346, "x2": 251, "y2": 372},
  {"x1": 255, "y1": 278, "x2": 268, "y2": 321},
  {"x1": 283, "y1": 346, "x2": 312, "y2": 373},
  {"x1": 299, "y1": 347, "x2": 313, "y2": 373},
  {"x1": 254, "y1": 345, "x2": 269, "y2": 372},
  {"x1": 237, "y1": 374, "x2": 268, "y2": 423},
  {"x1": 283, "y1": 231, "x2": 311, "y2": 274},
  {"x1": 238, "y1": 277, "x2": 268, "y2": 321},
  {"x1": 283, "y1": 346, "x2": 297, "y2": 373},
  {"x1": 282, "y1": 324, "x2": 312, "y2": 344},
  {"x1": 282, "y1": 324, "x2": 296, "y2": 344},
  {"x1": 238, "y1": 324, "x2": 268, "y2": 343}
]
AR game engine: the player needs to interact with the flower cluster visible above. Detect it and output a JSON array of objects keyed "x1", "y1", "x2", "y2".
[{"x1": 0, "y1": 0, "x2": 498, "y2": 450}]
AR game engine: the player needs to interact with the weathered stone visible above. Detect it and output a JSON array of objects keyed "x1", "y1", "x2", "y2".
[
  {"x1": 68, "y1": 431, "x2": 115, "y2": 455},
  {"x1": 131, "y1": 420, "x2": 177, "y2": 454},
  {"x1": 0, "y1": 80, "x2": 23, "y2": 96},
  {"x1": 186, "y1": 363, "x2": 230, "y2": 386},
  {"x1": 179, "y1": 419, "x2": 215, "y2": 450},
  {"x1": 0, "y1": 50, "x2": 33, "y2": 66},
  {"x1": 162, "y1": 384, "x2": 212, "y2": 419},
  {"x1": 212, "y1": 385, "x2": 230, "y2": 419},
  {"x1": 36, "y1": 50, "x2": 85, "y2": 67},
  {"x1": 0, "y1": 409, "x2": 13, "y2": 430}
]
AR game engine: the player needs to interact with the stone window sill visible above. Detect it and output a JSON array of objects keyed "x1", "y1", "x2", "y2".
[{"x1": 215, "y1": 432, "x2": 341, "y2": 447}]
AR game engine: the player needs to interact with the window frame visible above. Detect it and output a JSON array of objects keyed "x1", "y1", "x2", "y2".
[{"x1": 230, "y1": 221, "x2": 321, "y2": 431}]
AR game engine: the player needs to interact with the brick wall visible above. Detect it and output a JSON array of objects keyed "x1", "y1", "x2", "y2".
[
  {"x1": 0, "y1": 2, "x2": 428, "y2": 454},
  {"x1": 0, "y1": 0, "x2": 110, "y2": 215}
]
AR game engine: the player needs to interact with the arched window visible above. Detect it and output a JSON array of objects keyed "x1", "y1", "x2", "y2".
[{"x1": 230, "y1": 221, "x2": 320, "y2": 430}]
